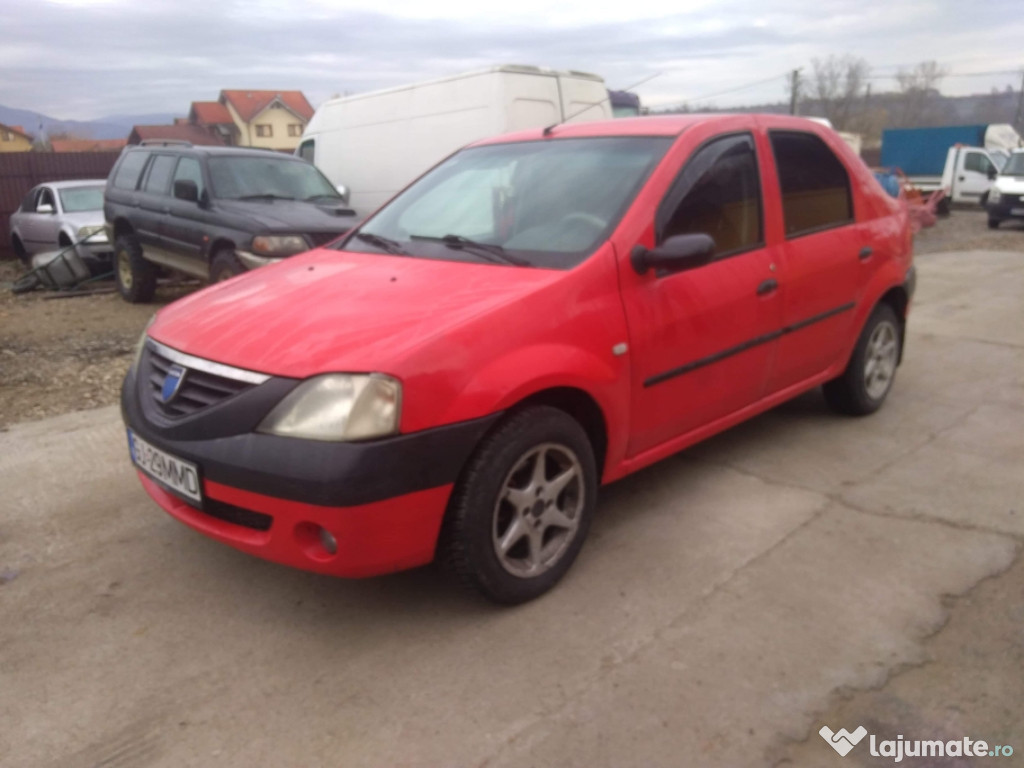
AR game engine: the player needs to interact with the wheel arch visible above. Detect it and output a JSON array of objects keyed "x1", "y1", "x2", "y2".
[
  {"x1": 111, "y1": 218, "x2": 135, "y2": 241},
  {"x1": 209, "y1": 238, "x2": 237, "y2": 261},
  {"x1": 877, "y1": 285, "x2": 909, "y2": 364},
  {"x1": 507, "y1": 387, "x2": 609, "y2": 478}
]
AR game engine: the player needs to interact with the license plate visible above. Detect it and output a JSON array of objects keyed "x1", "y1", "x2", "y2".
[
  {"x1": 1011, "y1": 207, "x2": 1024, "y2": 216},
  {"x1": 127, "y1": 429, "x2": 202, "y2": 504}
]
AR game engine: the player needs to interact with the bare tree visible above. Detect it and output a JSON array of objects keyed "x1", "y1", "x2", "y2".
[
  {"x1": 892, "y1": 60, "x2": 947, "y2": 127},
  {"x1": 810, "y1": 55, "x2": 869, "y2": 130}
]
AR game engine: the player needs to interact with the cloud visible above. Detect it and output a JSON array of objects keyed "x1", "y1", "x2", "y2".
[{"x1": 1, "y1": 0, "x2": 1022, "y2": 119}]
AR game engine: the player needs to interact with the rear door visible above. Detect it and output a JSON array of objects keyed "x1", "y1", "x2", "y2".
[
  {"x1": 162, "y1": 156, "x2": 208, "y2": 267},
  {"x1": 135, "y1": 153, "x2": 178, "y2": 255},
  {"x1": 616, "y1": 121, "x2": 782, "y2": 456},
  {"x1": 760, "y1": 125, "x2": 862, "y2": 393}
]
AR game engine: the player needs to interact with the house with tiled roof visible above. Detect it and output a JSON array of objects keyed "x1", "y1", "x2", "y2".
[
  {"x1": 0, "y1": 123, "x2": 33, "y2": 152},
  {"x1": 217, "y1": 90, "x2": 314, "y2": 150},
  {"x1": 127, "y1": 124, "x2": 225, "y2": 146}
]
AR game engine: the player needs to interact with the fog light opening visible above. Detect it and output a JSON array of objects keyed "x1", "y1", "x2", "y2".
[{"x1": 319, "y1": 527, "x2": 338, "y2": 555}]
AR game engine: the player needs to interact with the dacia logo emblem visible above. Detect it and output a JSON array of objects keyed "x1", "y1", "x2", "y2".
[{"x1": 161, "y1": 364, "x2": 187, "y2": 404}]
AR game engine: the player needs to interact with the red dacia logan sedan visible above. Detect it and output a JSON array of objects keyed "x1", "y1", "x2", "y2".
[{"x1": 122, "y1": 115, "x2": 914, "y2": 604}]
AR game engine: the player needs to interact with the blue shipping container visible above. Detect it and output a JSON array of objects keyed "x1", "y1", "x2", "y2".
[{"x1": 880, "y1": 124, "x2": 988, "y2": 176}]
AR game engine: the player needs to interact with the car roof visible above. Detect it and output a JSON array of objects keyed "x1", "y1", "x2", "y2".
[
  {"x1": 40, "y1": 179, "x2": 108, "y2": 189},
  {"x1": 468, "y1": 113, "x2": 833, "y2": 146}
]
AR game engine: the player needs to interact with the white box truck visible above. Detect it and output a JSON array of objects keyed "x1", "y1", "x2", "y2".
[{"x1": 297, "y1": 65, "x2": 613, "y2": 217}]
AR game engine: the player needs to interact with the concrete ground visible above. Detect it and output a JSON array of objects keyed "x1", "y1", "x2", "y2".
[{"x1": 1, "y1": 250, "x2": 1021, "y2": 768}]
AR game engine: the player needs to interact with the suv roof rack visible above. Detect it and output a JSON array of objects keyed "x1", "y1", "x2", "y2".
[{"x1": 137, "y1": 139, "x2": 193, "y2": 147}]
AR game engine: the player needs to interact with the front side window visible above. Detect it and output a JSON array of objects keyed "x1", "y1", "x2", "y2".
[
  {"x1": 1000, "y1": 153, "x2": 1024, "y2": 177},
  {"x1": 113, "y1": 151, "x2": 150, "y2": 190},
  {"x1": 297, "y1": 139, "x2": 315, "y2": 164},
  {"x1": 657, "y1": 133, "x2": 763, "y2": 257},
  {"x1": 172, "y1": 157, "x2": 205, "y2": 199},
  {"x1": 59, "y1": 186, "x2": 104, "y2": 212},
  {"x1": 347, "y1": 136, "x2": 672, "y2": 270},
  {"x1": 207, "y1": 156, "x2": 339, "y2": 201},
  {"x1": 37, "y1": 188, "x2": 56, "y2": 210},
  {"x1": 143, "y1": 155, "x2": 177, "y2": 194},
  {"x1": 770, "y1": 131, "x2": 853, "y2": 237},
  {"x1": 964, "y1": 152, "x2": 994, "y2": 175}
]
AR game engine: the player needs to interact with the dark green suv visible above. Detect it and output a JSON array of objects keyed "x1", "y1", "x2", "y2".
[{"x1": 104, "y1": 142, "x2": 355, "y2": 302}]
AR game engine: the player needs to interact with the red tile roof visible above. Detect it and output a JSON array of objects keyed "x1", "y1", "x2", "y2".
[
  {"x1": 128, "y1": 124, "x2": 225, "y2": 146},
  {"x1": 219, "y1": 90, "x2": 314, "y2": 122},
  {"x1": 51, "y1": 138, "x2": 127, "y2": 152},
  {"x1": 190, "y1": 101, "x2": 234, "y2": 125}
]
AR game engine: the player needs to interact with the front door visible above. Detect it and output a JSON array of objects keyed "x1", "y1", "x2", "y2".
[
  {"x1": 954, "y1": 149, "x2": 997, "y2": 203},
  {"x1": 617, "y1": 127, "x2": 782, "y2": 457}
]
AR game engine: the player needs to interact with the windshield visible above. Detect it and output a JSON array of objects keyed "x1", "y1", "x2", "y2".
[
  {"x1": 344, "y1": 136, "x2": 672, "y2": 269},
  {"x1": 207, "y1": 156, "x2": 340, "y2": 201},
  {"x1": 58, "y1": 186, "x2": 104, "y2": 212},
  {"x1": 1000, "y1": 153, "x2": 1024, "y2": 176}
]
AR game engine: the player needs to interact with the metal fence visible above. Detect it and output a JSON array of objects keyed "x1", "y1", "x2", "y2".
[{"x1": 0, "y1": 152, "x2": 119, "y2": 260}]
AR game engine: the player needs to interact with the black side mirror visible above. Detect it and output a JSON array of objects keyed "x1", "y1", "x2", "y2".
[
  {"x1": 631, "y1": 233, "x2": 716, "y2": 276},
  {"x1": 987, "y1": 168, "x2": 998, "y2": 180},
  {"x1": 173, "y1": 179, "x2": 199, "y2": 202}
]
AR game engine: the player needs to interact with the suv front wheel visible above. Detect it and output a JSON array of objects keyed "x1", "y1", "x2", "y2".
[
  {"x1": 114, "y1": 234, "x2": 157, "y2": 303},
  {"x1": 210, "y1": 249, "x2": 245, "y2": 283}
]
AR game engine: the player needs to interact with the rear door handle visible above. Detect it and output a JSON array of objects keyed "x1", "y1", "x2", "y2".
[
  {"x1": 756, "y1": 278, "x2": 778, "y2": 296},
  {"x1": 858, "y1": 246, "x2": 873, "y2": 260}
]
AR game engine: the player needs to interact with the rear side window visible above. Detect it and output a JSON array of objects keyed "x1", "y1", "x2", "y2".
[
  {"x1": 657, "y1": 133, "x2": 763, "y2": 257},
  {"x1": 770, "y1": 131, "x2": 853, "y2": 237},
  {"x1": 143, "y1": 155, "x2": 177, "y2": 194},
  {"x1": 113, "y1": 151, "x2": 150, "y2": 190}
]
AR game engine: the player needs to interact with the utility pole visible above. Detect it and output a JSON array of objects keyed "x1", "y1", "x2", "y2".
[
  {"x1": 1015, "y1": 70, "x2": 1024, "y2": 131},
  {"x1": 789, "y1": 69, "x2": 802, "y2": 115}
]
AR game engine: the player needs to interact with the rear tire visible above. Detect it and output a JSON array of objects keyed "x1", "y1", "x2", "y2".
[
  {"x1": 439, "y1": 406, "x2": 597, "y2": 605},
  {"x1": 114, "y1": 234, "x2": 156, "y2": 303},
  {"x1": 823, "y1": 303, "x2": 901, "y2": 416},
  {"x1": 210, "y1": 249, "x2": 245, "y2": 282}
]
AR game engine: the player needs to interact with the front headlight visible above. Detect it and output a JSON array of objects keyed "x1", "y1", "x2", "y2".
[
  {"x1": 251, "y1": 234, "x2": 309, "y2": 257},
  {"x1": 989, "y1": 187, "x2": 1001, "y2": 204},
  {"x1": 77, "y1": 224, "x2": 106, "y2": 240},
  {"x1": 258, "y1": 374, "x2": 401, "y2": 441}
]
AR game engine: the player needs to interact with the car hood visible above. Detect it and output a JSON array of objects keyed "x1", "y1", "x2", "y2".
[
  {"x1": 212, "y1": 198, "x2": 356, "y2": 233},
  {"x1": 59, "y1": 210, "x2": 106, "y2": 229},
  {"x1": 995, "y1": 176, "x2": 1024, "y2": 195},
  {"x1": 149, "y1": 248, "x2": 563, "y2": 379}
]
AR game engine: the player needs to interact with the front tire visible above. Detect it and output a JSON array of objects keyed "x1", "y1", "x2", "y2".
[
  {"x1": 210, "y1": 249, "x2": 245, "y2": 282},
  {"x1": 988, "y1": 217, "x2": 1001, "y2": 230},
  {"x1": 114, "y1": 234, "x2": 157, "y2": 303},
  {"x1": 439, "y1": 406, "x2": 597, "y2": 604},
  {"x1": 823, "y1": 303, "x2": 901, "y2": 416}
]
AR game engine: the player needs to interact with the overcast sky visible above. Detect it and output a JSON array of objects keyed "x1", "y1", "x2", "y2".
[{"x1": 1, "y1": 0, "x2": 1021, "y2": 120}]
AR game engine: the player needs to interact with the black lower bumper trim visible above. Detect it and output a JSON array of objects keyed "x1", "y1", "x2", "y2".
[{"x1": 123, "y1": 370, "x2": 501, "y2": 507}]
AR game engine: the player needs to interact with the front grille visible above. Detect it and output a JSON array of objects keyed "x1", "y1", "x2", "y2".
[
  {"x1": 147, "y1": 346, "x2": 255, "y2": 418},
  {"x1": 195, "y1": 499, "x2": 273, "y2": 531},
  {"x1": 307, "y1": 231, "x2": 345, "y2": 248}
]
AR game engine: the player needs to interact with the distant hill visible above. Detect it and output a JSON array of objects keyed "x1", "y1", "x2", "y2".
[{"x1": 0, "y1": 104, "x2": 180, "y2": 141}]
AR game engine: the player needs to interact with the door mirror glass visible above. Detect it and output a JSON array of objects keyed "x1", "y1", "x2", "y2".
[
  {"x1": 173, "y1": 179, "x2": 199, "y2": 202},
  {"x1": 632, "y1": 233, "x2": 716, "y2": 275}
]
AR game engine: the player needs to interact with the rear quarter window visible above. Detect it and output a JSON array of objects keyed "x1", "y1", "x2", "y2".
[
  {"x1": 769, "y1": 131, "x2": 853, "y2": 237},
  {"x1": 112, "y1": 151, "x2": 150, "y2": 191}
]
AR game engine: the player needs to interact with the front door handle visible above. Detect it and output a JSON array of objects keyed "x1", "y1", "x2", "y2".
[
  {"x1": 858, "y1": 246, "x2": 873, "y2": 260},
  {"x1": 756, "y1": 278, "x2": 778, "y2": 296},
  {"x1": 958, "y1": 175, "x2": 966, "y2": 182}
]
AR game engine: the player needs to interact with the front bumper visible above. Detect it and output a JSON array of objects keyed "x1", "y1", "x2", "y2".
[
  {"x1": 122, "y1": 359, "x2": 499, "y2": 577},
  {"x1": 986, "y1": 196, "x2": 1024, "y2": 221}
]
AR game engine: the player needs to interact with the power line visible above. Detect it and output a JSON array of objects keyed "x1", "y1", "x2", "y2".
[{"x1": 682, "y1": 73, "x2": 788, "y2": 105}]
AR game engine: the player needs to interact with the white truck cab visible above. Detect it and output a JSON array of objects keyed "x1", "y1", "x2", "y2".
[{"x1": 912, "y1": 145, "x2": 1002, "y2": 206}]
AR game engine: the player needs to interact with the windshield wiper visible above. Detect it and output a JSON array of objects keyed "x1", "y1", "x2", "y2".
[
  {"x1": 409, "y1": 234, "x2": 532, "y2": 267},
  {"x1": 303, "y1": 194, "x2": 344, "y2": 203},
  {"x1": 353, "y1": 231, "x2": 409, "y2": 255},
  {"x1": 235, "y1": 193, "x2": 295, "y2": 201}
]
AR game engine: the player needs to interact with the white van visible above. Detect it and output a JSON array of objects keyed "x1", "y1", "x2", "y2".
[{"x1": 298, "y1": 65, "x2": 612, "y2": 217}]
